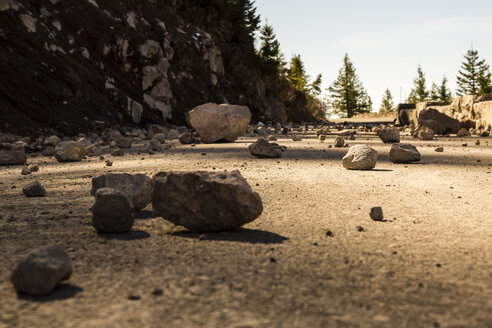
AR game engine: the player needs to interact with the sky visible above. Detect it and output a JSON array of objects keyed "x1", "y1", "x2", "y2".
[{"x1": 254, "y1": 0, "x2": 492, "y2": 111}]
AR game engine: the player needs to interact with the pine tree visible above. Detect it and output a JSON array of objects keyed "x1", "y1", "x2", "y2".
[
  {"x1": 288, "y1": 54, "x2": 309, "y2": 91},
  {"x1": 327, "y1": 54, "x2": 372, "y2": 117},
  {"x1": 310, "y1": 74, "x2": 323, "y2": 96},
  {"x1": 241, "y1": 0, "x2": 261, "y2": 36},
  {"x1": 407, "y1": 65, "x2": 429, "y2": 103},
  {"x1": 379, "y1": 89, "x2": 395, "y2": 113},
  {"x1": 457, "y1": 49, "x2": 492, "y2": 95},
  {"x1": 438, "y1": 77, "x2": 453, "y2": 103},
  {"x1": 259, "y1": 24, "x2": 284, "y2": 76}
]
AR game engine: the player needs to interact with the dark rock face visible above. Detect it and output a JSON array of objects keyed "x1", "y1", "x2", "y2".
[
  {"x1": 11, "y1": 245, "x2": 72, "y2": 296},
  {"x1": 0, "y1": 143, "x2": 26, "y2": 166},
  {"x1": 0, "y1": 1, "x2": 320, "y2": 135},
  {"x1": 152, "y1": 170, "x2": 263, "y2": 232},
  {"x1": 91, "y1": 173, "x2": 152, "y2": 211},
  {"x1": 418, "y1": 108, "x2": 460, "y2": 134},
  {"x1": 91, "y1": 187, "x2": 135, "y2": 233}
]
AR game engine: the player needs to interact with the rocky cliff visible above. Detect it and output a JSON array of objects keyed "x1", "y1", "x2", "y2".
[{"x1": 0, "y1": 0, "x2": 319, "y2": 136}]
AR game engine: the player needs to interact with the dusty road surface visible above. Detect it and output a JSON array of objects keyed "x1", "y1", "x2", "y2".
[{"x1": 1, "y1": 132, "x2": 491, "y2": 328}]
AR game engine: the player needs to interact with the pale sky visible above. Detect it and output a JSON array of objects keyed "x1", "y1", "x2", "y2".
[{"x1": 254, "y1": 0, "x2": 492, "y2": 111}]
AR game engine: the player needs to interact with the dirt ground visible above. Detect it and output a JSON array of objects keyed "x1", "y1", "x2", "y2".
[{"x1": 0, "y1": 131, "x2": 491, "y2": 328}]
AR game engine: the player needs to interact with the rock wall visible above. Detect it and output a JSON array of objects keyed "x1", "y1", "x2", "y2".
[{"x1": 0, "y1": 0, "x2": 301, "y2": 135}]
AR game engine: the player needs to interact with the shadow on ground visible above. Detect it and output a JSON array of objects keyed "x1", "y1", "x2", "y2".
[
  {"x1": 97, "y1": 230, "x2": 151, "y2": 241},
  {"x1": 18, "y1": 284, "x2": 83, "y2": 302},
  {"x1": 171, "y1": 228, "x2": 289, "y2": 244}
]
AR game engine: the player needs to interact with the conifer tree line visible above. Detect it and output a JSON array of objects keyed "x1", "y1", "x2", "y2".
[{"x1": 225, "y1": 1, "x2": 492, "y2": 117}]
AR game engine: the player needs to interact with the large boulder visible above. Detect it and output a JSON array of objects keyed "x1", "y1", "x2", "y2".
[
  {"x1": 91, "y1": 188, "x2": 135, "y2": 233},
  {"x1": 456, "y1": 128, "x2": 471, "y2": 137},
  {"x1": 54, "y1": 141, "x2": 87, "y2": 162},
  {"x1": 342, "y1": 144, "x2": 378, "y2": 170},
  {"x1": 11, "y1": 245, "x2": 72, "y2": 296},
  {"x1": 389, "y1": 143, "x2": 421, "y2": 163},
  {"x1": 186, "y1": 103, "x2": 251, "y2": 143},
  {"x1": 249, "y1": 138, "x2": 282, "y2": 158},
  {"x1": 396, "y1": 103, "x2": 417, "y2": 126},
  {"x1": 152, "y1": 170, "x2": 263, "y2": 232},
  {"x1": 91, "y1": 173, "x2": 152, "y2": 211},
  {"x1": 377, "y1": 127, "x2": 400, "y2": 143},
  {"x1": 0, "y1": 143, "x2": 26, "y2": 166},
  {"x1": 418, "y1": 108, "x2": 460, "y2": 134}
]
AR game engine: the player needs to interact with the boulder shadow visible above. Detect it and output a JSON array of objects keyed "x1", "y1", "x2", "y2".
[
  {"x1": 18, "y1": 283, "x2": 83, "y2": 302},
  {"x1": 171, "y1": 228, "x2": 289, "y2": 245},
  {"x1": 135, "y1": 210, "x2": 157, "y2": 220},
  {"x1": 97, "y1": 230, "x2": 150, "y2": 241}
]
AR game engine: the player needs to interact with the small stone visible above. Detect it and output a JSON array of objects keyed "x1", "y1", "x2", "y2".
[
  {"x1": 22, "y1": 181, "x2": 46, "y2": 197},
  {"x1": 475, "y1": 140, "x2": 480, "y2": 146},
  {"x1": 370, "y1": 207, "x2": 384, "y2": 221},
  {"x1": 116, "y1": 137, "x2": 132, "y2": 149},
  {"x1": 342, "y1": 144, "x2": 378, "y2": 170},
  {"x1": 434, "y1": 147, "x2": 444, "y2": 152},
  {"x1": 456, "y1": 128, "x2": 470, "y2": 137},
  {"x1": 152, "y1": 133, "x2": 167, "y2": 144},
  {"x1": 21, "y1": 166, "x2": 31, "y2": 175},
  {"x1": 28, "y1": 164, "x2": 39, "y2": 172},
  {"x1": 318, "y1": 135, "x2": 326, "y2": 141},
  {"x1": 11, "y1": 245, "x2": 72, "y2": 296},
  {"x1": 334, "y1": 136, "x2": 345, "y2": 147},
  {"x1": 152, "y1": 288, "x2": 163, "y2": 296},
  {"x1": 326, "y1": 230, "x2": 333, "y2": 237},
  {"x1": 418, "y1": 127, "x2": 434, "y2": 140},
  {"x1": 106, "y1": 161, "x2": 113, "y2": 166},
  {"x1": 91, "y1": 188, "x2": 134, "y2": 233},
  {"x1": 357, "y1": 226, "x2": 365, "y2": 232},
  {"x1": 462, "y1": 143, "x2": 467, "y2": 147},
  {"x1": 149, "y1": 139, "x2": 162, "y2": 151},
  {"x1": 292, "y1": 135, "x2": 302, "y2": 142},
  {"x1": 178, "y1": 133, "x2": 194, "y2": 145},
  {"x1": 55, "y1": 141, "x2": 87, "y2": 162},
  {"x1": 111, "y1": 149, "x2": 124, "y2": 156},
  {"x1": 128, "y1": 294, "x2": 141, "y2": 300},
  {"x1": 249, "y1": 138, "x2": 282, "y2": 158},
  {"x1": 42, "y1": 146, "x2": 55, "y2": 156},
  {"x1": 389, "y1": 143, "x2": 421, "y2": 163}
]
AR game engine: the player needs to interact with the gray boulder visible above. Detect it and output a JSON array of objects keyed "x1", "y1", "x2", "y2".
[
  {"x1": 54, "y1": 141, "x2": 87, "y2": 162},
  {"x1": 91, "y1": 173, "x2": 152, "y2": 211},
  {"x1": 389, "y1": 143, "x2": 421, "y2": 163},
  {"x1": 249, "y1": 138, "x2": 282, "y2": 158},
  {"x1": 377, "y1": 127, "x2": 400, "y2": 143},
  {"x1": 186, "y1": 103, "x2": 251, "y2": 143},
  {"x1": 11, "y1": 245, "x2": 72, "y2": 296},
  {"x1": 152, "y1": 170, "x2": 263, "y2": 232},
  {"x1": 91, "y1": 188, "x2": 135, "y2": 233},
  {"x1": 0, "y1": 143, "x2": 26, "y2": 166},
  {"x1": 23, "y1": 181, "x2": 46, "y2": 197},
  {"x1": 342, "y1": 144, "x2": 378, "y2": 170}
]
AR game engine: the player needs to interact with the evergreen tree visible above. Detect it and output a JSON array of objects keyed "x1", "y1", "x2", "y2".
[
  {"x1": 327, "y1": 54, "x2": 372, "y2": 117},
  {"x1": 379, "y1": 89, "x2": 395, "y2": 113},
  {"x1": 438, "y1": 77, "x2": 453, "y2": 103},
  {"x1": 407, "y1": 65, "x2": 429, "y2": 103},
  {"x1": 288, "y1": 54, "x2": 309, "y2": 91},
  {"x1": 310, "y1": 74, "x2": 323, "y2": 96},
  {"x1": 457, "y1": 49, "x2": 492, "y2": 95},
  {"x1": 258, "y1": 24, "x2": 284, "y2": 76},
  {"x1": 240, "y1": 0, "x2": 261, "y2": 36},
  {"x1": 430, "y1": 82, "x2": 440, "y2": 101}
]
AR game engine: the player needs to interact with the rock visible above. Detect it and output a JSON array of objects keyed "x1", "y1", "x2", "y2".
[
  {"x1": 249, "y1": 138, "x2": 282, "y2": 158},
  {"x1": 185, "y1": 103, "x2": 251, "y2": 143},
  {"x1": 44, "y1": 135, "x2": 61, "y2": 147},
  {"x1": 318, "y1": 135, "x2": 326, "y2": 141},
  {"x1": 377, "y1": 127, "x2": 400, "y2": 143},
  {"x1": 178, "y1": 133, "x2": 194, "y2": 144},
  {"x1": 10, "y1": 245, "x2": 72, "y2": 296},
  {"x1": 21, "y1": 166, "x2": 31, "y2": 175},
  {"x1": 149, "y1": 139, "x2": 163, "y2": 151},
  {"x1": 91, "y1": 173, "x2": 152, "y2": 211},
  {"x1": 418, "y1": 127, "x2": 434, "y2": 140},
  {"x1": 111, "y1": 149, "x2": 124, "y2": 156},
  {"x1": 54, "y1": 141, "x2": 87, "y2": 162},
  {"x1": 334, "y1": 136, "x2": 345, "y2": 147},
  {"x1": 342, "y1": 144, "x2": 378, "y2": 170},
  {"x1": 152, "y1": 170, "x2": 263, "y2": 232},
  {"x1": 152, "y1": 133, "x2": 167, "y2": 144},
  {"x1": 457, "y1": 128, "x2": 471, "y2": 137},
  {"x1": 418, "y1": 108, "x2": 460, "y2": 134},
  {"x1": 267, "y1": 135, "x2": 277, "y2": 141},
  {"x1": 349, "y1": 134, "x2": 356, "y2": 140},
  {"x1": 475, "y1": 140, "x2": 480, "y2": 146},
  {"x1": 0, "y1": 143, "x2": 26, "y2": 166},
  {"x1": 106, "y1": 160, "x2": 113, "y2": 166},
  {"x1": 0, "y1": 0, "x2": 20, "y2": 11},
  {"x1": 435, "y1": 147, "x2": 444, "y2": 152},
  {"x1": 389, "y1": 143, "x2": 421, "y2": 163},
  {"x1": 87, "y1": 144, "x2": 103, "y2": 157},
  {"x1": 147, "y1": 124, "x2": 168, "y2": 140},
  {"x1": 91, "y1": 188, "x2": 134, "y2": 233},
  {"x1": 28, "y1": 164, "x2": 39, "y2": 172},
  {"x1": 370, "y1": 207, "x2": 384, "y2": 221},
  {"x1": 22, "y1": 181, "x2": 46, "y2": 197},
  {"x1": 167, "y1": 129, "x2": 180, "y2": 140},
  {"x1": 42, "y1": 146, "x2": 55, "y2": 157},
  {"x1": 116, "y1": 137, "x2": 132, "y2": 149},
  {"x1": 292, "y1": 135, "x2": 302, "y2": 141},
  {"x1": 139, "y1": 40, "x2": 163, "y2": 59},
  {"x1": 335, "y1": 130, "x2": 353, "y2": 136}
]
